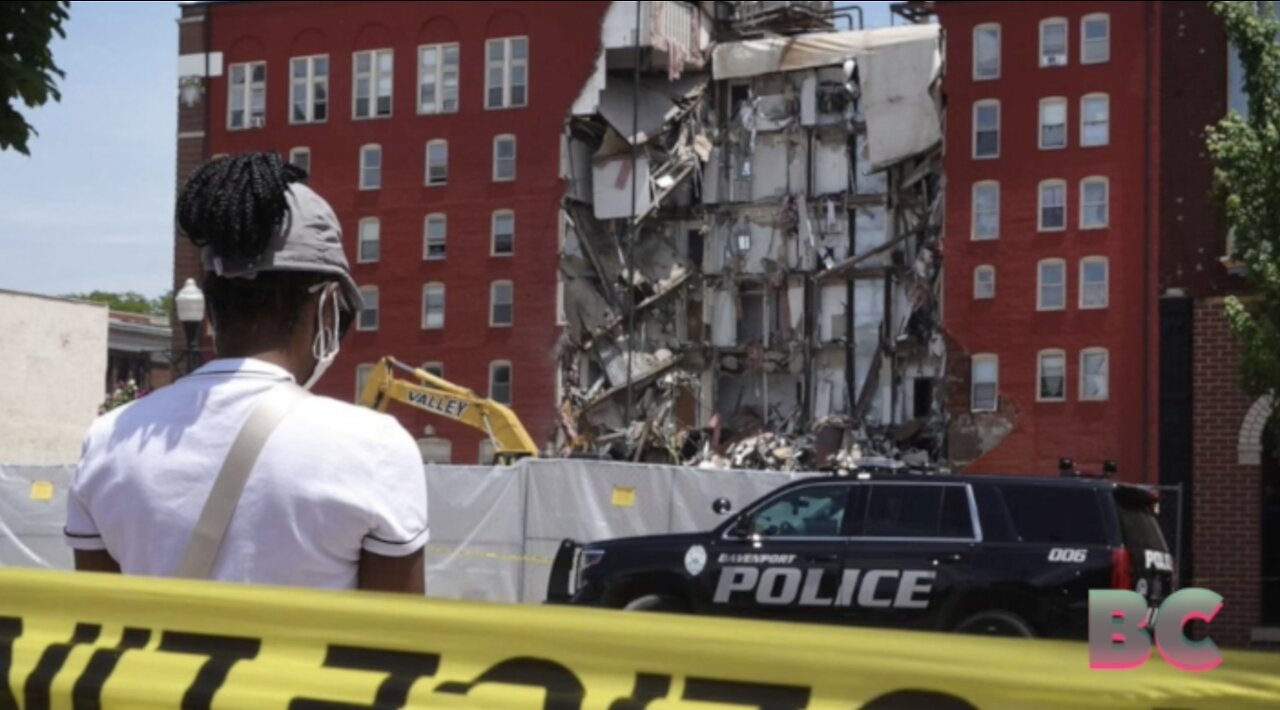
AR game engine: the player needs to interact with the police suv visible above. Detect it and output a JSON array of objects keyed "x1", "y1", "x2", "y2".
[{"x1": 546, "y1": 472, "x2": 1174, "y2": 639}]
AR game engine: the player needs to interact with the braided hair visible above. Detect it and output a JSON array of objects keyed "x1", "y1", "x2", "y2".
[{"x1": 176, "y1": 152, "x2": 321, "y2": 339}]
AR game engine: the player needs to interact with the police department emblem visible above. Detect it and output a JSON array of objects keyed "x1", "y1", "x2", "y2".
[{"x1": 684, "y1": 545, "x2": 707, "y2": 576}]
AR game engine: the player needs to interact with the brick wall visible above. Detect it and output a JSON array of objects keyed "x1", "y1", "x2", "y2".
[
  {"x1": 1190, "y1": 298, "x2": 1277, "y2": 650},
  {"x1": 172, "y1": 5, "x2": 210, "y2": 368}
]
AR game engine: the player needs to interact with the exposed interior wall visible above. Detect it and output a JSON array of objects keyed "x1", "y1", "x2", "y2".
[{"x1": 556, "y1": 6, "x2": 945, "y2": 470}]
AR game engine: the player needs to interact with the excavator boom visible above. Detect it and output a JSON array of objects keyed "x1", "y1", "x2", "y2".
[{"x1": 358, "y1": 357, "x2": 538, "y2": 463}]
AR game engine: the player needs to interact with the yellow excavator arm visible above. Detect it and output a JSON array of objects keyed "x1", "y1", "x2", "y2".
[{"x1": 358, "y1": 357, "x2": 538, "y2": 464}]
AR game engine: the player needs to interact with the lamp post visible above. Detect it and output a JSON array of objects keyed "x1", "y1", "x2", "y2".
[{"x1": 175, "y1": 278, "x2": 206, "y2": 375}]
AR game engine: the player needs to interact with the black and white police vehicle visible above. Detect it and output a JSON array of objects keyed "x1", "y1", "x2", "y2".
[{"x1": 546, "y1": 469, "x2": 1175, "y2": 639}]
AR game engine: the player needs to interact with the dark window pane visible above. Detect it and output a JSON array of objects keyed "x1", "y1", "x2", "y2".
[
  {"x1": 863, "y1": 485, "x2": 943, "y2": 538},
  {"x1": 750, "y1": 484, "x2": 850, "y2": 537},
  {"x1": 1000, "y1": 484, "x2": 1107, "y2": 545},
  {"x1": 939, "y1": 487, "x2": 974, "y2": 538}
]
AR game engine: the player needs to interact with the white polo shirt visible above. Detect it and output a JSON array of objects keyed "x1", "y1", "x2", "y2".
[{"x1": 65, "y1": 358, "x2": 428, "y2": 590}]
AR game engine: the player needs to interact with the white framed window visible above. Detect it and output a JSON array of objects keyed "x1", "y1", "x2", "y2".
[
  {"x1": 971, "y1": 354, "x2": 998, "y2": 412},
  {"x1": 1039, "y1": 97, "x2": 1067, "y2": 149},
  {"x1": 1081, "y1": 94, "x2": 1110, "y2": 147},
  {"x1": 357, "y1": 286, "x2": 379, "y2": 331},
  {"x1": 486, "y1": 36, "x2": 528, "y2": 109},
  {"x1": 1081, "y1": 177, "x2": 1109, "y2": 229},
  {"x1": 355, "y1": 363, "x2": 374, "y2": 402},
  {"x1": 227, "y1": 61, "x2": 266, "y2": 130},
  {"x1": 1038, "y1": 258, "x2": 1067, "y2": 311},
  {"x1": 973, "y1": 24, "x2": 1000, "y2": 80},
  {"x1": 422, "y1": 362, "x2": 444, "y2": 379},
  {"x1": 423, "y1": 283, "x2": 445, "y2": 330},
  {"x1": 359, "y1": 145, "x2": 381, "y2": 190},
  {"x1": 424, "y1": 213, "x2": 446, "y2": 260},
  {"x1": 492, "y1": 209, "x2": 515, "y2": 256},
  {"x1": 973, "y1": 100, "x2": 999, "y2": 159},
  {"x1": 1040, "y1": 18, "x2": 1068, "y2": 67},
  {"x1": 353, "y1": 48, "x2": 393, "y2": 119},
  {"x1": 1080, "y1": 257, "x2": 1109, "y2": 309},
  {"x1": 974, "y1": 265, "x2": 995, "y2": 300},
  {"x1": 1080, "y1": 348, "x2": 1110, "y2": 401},
  {"x1": 489, "y1": 361, "x2": 512, "y2": 404},
  {"x1": 493, "y1": 135, "x2": 516, "y2": 182},
  {"x1": 288, "y1": 147, "x2": 311, "y2": 174},
  {"x1": 290, "y1": 55, "x2": 328, "y2": 124},
  {"x1": 426, "y1": 139, "x2": 448, "y2": 186},
  {"x1": 972, "y1": 181, "x2": 999, "y2": 240},
  {"x1": 1038, "y1": 180, "x2": 1067, "y2": 231},
  {"x1": 418, "y1": 42, "x2": 460, "y2": 114},
  {"x1": 1037, "y1": 350, "x2": 1067, "y2": 402},
  {"x1": 1081, "y1": 14, "x2": 1111, "y2": 65},
  {"x1": 358, "y1": 218, "x2": 380, "y2": 263},
  {"x1": 491, "y1": 280, "x2": 514, "y2": 327}
]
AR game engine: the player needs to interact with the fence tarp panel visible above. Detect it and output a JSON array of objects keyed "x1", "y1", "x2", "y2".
[{"x1": 0, "y1": 460, "x2": 802, "y2": 604}]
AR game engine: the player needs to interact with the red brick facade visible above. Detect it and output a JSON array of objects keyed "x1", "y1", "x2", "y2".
[
  {"x1": 1191, "y1": 299, "x2": 1280, "y2": 650},
  {"x1": 936, "y1": 1, "x2": 1161, "y2": 483},
  {"x1": 174, "y1": 1, "x2": 610, "y2": 462},
  {"x1": 929, "y1": 0, "x2": 1280, "y2": 649}
]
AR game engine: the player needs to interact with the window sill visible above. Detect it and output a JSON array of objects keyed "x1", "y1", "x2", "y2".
[
  {"x1": 1037, "y1": 228, "x2": 1067, "y2": 234},
  {"x1": 491, "y1": 253, "x2": 515, "y2": 258},
  {"x1": 1251, "y1": 627, "x2": 1280, "y2": 643},
  {"x1": 1220, "y1": 256, "x2": 1246, "y2": 276}
]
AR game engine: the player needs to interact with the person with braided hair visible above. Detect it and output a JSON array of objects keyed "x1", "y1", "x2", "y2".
[{"x1": 64, "y1": 152, "x2": 428, "y2": 594}]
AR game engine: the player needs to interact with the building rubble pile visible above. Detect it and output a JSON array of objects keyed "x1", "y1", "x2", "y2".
[{"x1": 555, "y1": 2, "x2": 946, "y2": 474}]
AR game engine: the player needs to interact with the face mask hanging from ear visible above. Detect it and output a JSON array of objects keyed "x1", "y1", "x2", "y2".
[{"x1": 303, "y1": 282, "x2": 343, "y2": 390}]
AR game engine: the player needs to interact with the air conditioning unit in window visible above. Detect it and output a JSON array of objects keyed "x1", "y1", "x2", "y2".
[
  {"x1": 250, "y1": 116, "x2": 265, "y2": 128},
  {"x1": 1043, "y1": 54, "x2": 1066, "y2": 67}
]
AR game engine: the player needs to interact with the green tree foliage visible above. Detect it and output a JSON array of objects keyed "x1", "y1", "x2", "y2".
[
  {"x1": 0, "y1": 1, "x2": 70, "y2": 155},
  {"x1": 1208, "y1": 1, "x2": 1280, "y2": 408},
  {"x1": 63, "y1": 290, "x2": 172, "y2": 317}
]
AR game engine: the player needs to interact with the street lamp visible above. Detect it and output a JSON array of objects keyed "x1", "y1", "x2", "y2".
[{"x1": 175, "y1": 278, "x2": 206, "y2": 374}]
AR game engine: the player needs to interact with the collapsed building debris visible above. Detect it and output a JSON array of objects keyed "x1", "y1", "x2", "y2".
[{"x1": 556, "y1": 1, "x2": 946, "y2": 473}]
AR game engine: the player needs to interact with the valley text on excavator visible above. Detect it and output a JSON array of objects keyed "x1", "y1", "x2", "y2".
[{"x1": 358, "y1": 357, "x2": 538, "y2": 464}]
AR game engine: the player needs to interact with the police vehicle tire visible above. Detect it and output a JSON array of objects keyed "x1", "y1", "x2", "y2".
[
  {"x1": 622, "y1": 594, "x2": 688, "y2": 613},
  {"x1": 952, "y1": 610, "x2": 1037, "y2": 638}
]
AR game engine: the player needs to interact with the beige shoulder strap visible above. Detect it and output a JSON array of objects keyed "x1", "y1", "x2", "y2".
[{"x1": 174, "y1": 382, "x2": 310, "y2": 580}]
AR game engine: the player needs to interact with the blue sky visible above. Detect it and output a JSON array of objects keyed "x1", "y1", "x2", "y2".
[{"x1": 0, "y1": 1, "x2": 897, "y2": 300}]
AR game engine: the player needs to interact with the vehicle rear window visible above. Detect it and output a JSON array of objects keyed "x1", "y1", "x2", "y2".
[
  {"x1": 1115, "y1": 493, "x2": 1168, "y2": 552},
  {"x1": 862, "y1": 484, "x2": 974, "y2": 539},
  {"x1": 999, "y1": 484, "x2": 1107, "y2": 545}
]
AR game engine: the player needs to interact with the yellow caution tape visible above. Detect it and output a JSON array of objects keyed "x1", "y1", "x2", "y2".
[{"x1": 0, "y1": 567, "x2": 1276, "y2": 709}]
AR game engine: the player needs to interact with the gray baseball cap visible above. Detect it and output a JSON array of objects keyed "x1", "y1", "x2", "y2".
[{"x1": 199, "y1": 181, "x2": 363, "y2": 313}]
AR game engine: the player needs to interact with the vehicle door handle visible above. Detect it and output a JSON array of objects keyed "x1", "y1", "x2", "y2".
[{"x1": 805, "y1": 554, "x2": 840, "y2": 563}]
